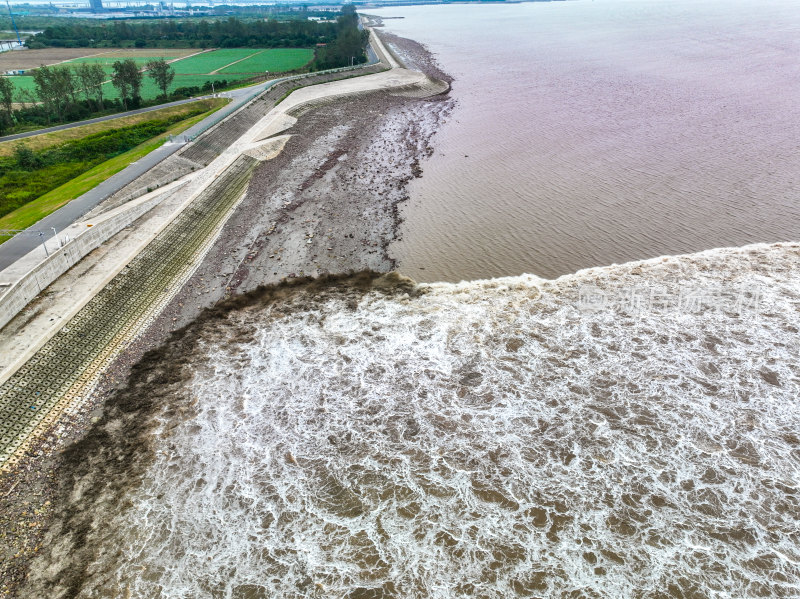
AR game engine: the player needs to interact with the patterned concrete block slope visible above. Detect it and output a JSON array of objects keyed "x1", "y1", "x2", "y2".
[{"x1": 0, "y1": 156, "x2": 259, "y2": 469}]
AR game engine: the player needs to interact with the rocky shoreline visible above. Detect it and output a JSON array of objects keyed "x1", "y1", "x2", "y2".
[{"x1": 0, "y1": 32, "x2": 452, "y2": 598}]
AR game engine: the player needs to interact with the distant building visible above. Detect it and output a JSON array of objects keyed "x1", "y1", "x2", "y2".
[{"x1": 89, "y1": 0, "x2": 104, "y2": 12}]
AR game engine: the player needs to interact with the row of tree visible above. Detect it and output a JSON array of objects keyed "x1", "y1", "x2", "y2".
[
  {"x1": 312, "y1": 5, "x2": 369, "y2": 71},
  {"x1": 27, "y1": 16, "x2": 339, "y2": 49},
  {"x1": 34, "y1": 58, "x2": 174, "y2": 114},
  {"x1": 0, "y1": 58, "x2": 176, "y2": 134}
]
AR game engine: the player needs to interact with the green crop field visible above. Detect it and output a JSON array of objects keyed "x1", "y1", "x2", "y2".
[
  {"x1": 64, "y1": 53, "x2": 182, "y2": 68},
  {"x1": 170, "y1": 49, "x2": 261, "y2": 74},
  {"x1": 219, "y1": 48, "x2": 313, "y2": 74},
  {"x1": 60, "y1": 56, "x2": 172, "y2": 77},
  {"x1": 99, "y1": 73, "x2": 251, "y2": 100},
  {"x1": 6, "y1": 75, "x2": 36, "y2": 96},
  {"x1": 4, "y1": 46, "x2": 312, "y2": 102}
]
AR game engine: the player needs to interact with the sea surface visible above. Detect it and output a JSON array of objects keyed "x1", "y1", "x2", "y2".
[{"x1": 373, "y1": 0, "x2": 800, "y2": 281}]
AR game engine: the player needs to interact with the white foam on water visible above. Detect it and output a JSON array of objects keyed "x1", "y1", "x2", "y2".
[{"x1": 74, "y1": 243, "x2": 800, "y2": 598}]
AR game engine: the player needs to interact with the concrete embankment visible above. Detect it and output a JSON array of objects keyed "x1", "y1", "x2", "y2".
[
  {"x1": 99, "y1": 30, "x2": 396, "y2": 208},
  {"x1": 0, "y1": 27, "x2": 445, "y2": 470},
  {"x1": 0, "y1": 181, "x2": 188, "y2": 335},
  {"x1": 0, "y1": 155, "x2": 261, "y2": 467}
]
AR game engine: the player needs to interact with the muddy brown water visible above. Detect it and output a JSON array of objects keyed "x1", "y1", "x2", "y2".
[
  {"x1": 374, "y1": 0, "x2": 800, "y2": 281},
  {"x1": 19, "y1": 249, "x2": 800, "y2": 597},
  {"x1": 11, "y1": 3, "x2": 800, "y2": 596}
]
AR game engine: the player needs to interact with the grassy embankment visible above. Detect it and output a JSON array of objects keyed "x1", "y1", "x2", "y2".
[{"x1": 0, "y1": 97, "x2": 227, "y2": 237}]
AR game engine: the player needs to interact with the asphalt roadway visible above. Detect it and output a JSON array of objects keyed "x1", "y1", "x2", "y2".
[{"x1": 0, "y1": 81, "x2": 274, "y2": 272}]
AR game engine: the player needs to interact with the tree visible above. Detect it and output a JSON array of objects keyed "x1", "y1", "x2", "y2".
[
  {"x1": 75, "y1": 62, "x2": 106, "y2": 110},
  {"x1": 145, "y1": 58, "x2": 174, "y2": 100},
  {"x1": 0, "y1": 77, "x2": 14, "y2": 135},
  {"x1": 26, "y1": 16, "x2": 338, "y2": 50},
  {"x1": 17, "y1": 89, "x2": 36, "y2": 110},
  {"x1": 111, "y1": 59, "x2": 142, "y2": 110},
  {"x1": 53, "y1": 65, "x2": 77, "y2": 106},
  {"x1": 32, "y1": 65, "x2": 57, "y2": 121},
  {"x1": 312, "y1": 5, "x2": 368, "y2": 71},
  {"x1": 32, "y1": 64, "x2": 75, "y2": 122},
  {"x1": 0, "y1": 77, "x2": 13, "y2": 115}
]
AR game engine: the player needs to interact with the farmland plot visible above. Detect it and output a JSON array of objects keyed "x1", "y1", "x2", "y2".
[
  {"x1": 170, "y1": 49, "x2": 261, "y2": 74},
  {"x1": 218, "y1": 48, "x2": 313, "y2": 74},
  {"x1": 2, "y1": 46, "x2": 313, "y2": 102}
]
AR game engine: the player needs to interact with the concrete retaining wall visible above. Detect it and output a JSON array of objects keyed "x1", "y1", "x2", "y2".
[
  {"x1": 368, "y1": 29, "x2": 397, "y2": 68},
  {"x1": 0, "y1": 184, "x2": 181, "y2": 332}
]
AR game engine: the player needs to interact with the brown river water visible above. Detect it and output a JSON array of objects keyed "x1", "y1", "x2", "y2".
[{"x1": 374, "y1": 0, "x2": 800, "y2": 281}]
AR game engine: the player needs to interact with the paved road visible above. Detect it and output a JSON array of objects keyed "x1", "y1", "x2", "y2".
[
  {"x1": 0, "y1": 80, "x2": 275, "y2": 271},
  {"x1": 0, "y1": 85, "x2": 266, "y2": 144}
]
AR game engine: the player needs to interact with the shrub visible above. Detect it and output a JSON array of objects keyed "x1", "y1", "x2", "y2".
[{"x1": 13, "y1": 145, "x2": 43, "y2": 170}]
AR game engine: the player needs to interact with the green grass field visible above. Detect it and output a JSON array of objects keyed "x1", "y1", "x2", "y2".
[
  {"x1": 170, "y1": 48, "x2": 261, "y2": 74},
  {"x1": 64, "y1": 54, "x2": 181, "y2": 70},
  {"x1": 67, "y1": 53, "x2": 181, "y2": 64},
  {"x1": 5, "y1": 47, "x2": 312, "y2": 102},
  {"x1": 0, "y1": 98, "x2": 226, "y2": 156},
  {"x1": 219, "y1": 48, "x2": 313, "y2": 74},
  {"x1": 59, "y1": 55, "x2": 172, "y2": 80},
  {"x1": 6, "y1": 75, "x2": 36, "y2": 95}
]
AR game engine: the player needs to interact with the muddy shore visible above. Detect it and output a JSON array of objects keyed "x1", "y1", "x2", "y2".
[{"x1": 0, "y1": 33, "x2": 451, "y2": 598}]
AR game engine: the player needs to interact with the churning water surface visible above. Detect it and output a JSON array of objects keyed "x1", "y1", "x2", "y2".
[
  {"x1": 28, "y1": 245, "x2": 800, "y2": 598},
  {"x1": 374, "y1": 0, "x2": 800, "y2": 281}
]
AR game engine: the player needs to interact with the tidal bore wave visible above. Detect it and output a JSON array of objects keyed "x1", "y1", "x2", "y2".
[{"x1": 26, "y1": 244, "x2": 800, "y2": 598}]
